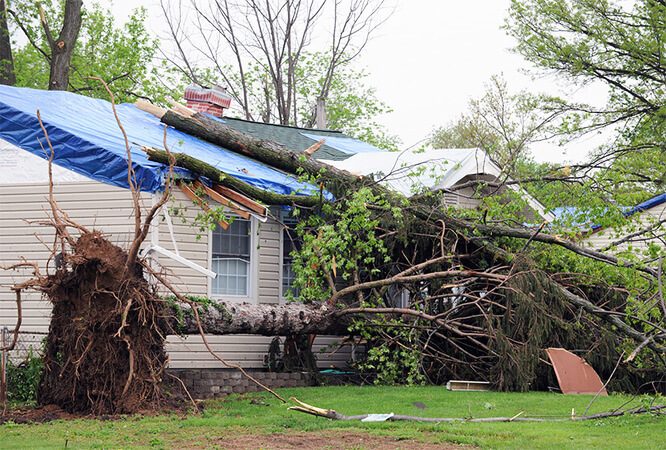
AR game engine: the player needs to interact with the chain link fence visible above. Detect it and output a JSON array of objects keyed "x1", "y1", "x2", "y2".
[{"x1": 2, "y1": 329, "x2": 47, "y2": 363}]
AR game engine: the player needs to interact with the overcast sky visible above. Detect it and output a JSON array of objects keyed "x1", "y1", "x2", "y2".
[{"x1": 110, "y1": 0, "x2": 597, "y2": 164}]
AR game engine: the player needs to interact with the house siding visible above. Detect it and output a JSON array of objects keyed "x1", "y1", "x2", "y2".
[
  {"x1": 0, "y1": 182, "x2": 138, "y2": 336},
  {"x1": 586, "y1": 204, "x2": 666, "y2": 252},
  {"x1": 258, "y1": 219, "x2": 281, "y2": 304},
  {"x1": 0, "y1": 180, "x2": 351, "y2": 369}
]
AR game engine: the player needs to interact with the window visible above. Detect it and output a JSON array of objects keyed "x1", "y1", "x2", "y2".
[
  {"x1": 211, "y1": 218, "x2": 251, "y2": 296},
  {"x1": 281, "y1": 217, "x2": 301, "y2": 298}
]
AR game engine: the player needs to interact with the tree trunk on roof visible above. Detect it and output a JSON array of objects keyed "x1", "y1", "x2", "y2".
[{"x1": 155, "y1": 109, "x2": 364, "y2": 198}]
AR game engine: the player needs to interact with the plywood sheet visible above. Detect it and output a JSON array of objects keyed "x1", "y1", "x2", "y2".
[{"x1": 546, "y1": 348, "x2": 607, "y2": 396}]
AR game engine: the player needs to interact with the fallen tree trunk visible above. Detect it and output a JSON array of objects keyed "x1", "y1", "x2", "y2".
[
  {"x1": 170, "y1": 300, "x2": 348, "y2": 336},
  {"x1": 136, "y1": 103, "x2": 363, "y2": 196}
]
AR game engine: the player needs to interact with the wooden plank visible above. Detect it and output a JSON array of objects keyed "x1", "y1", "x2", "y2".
[
  {"x1": 177, "y1": 182, "x2": 229, "y2": 230},
  {"x1": 192, "y1": 181, "x2": 250, "y2": 220},
  {"x1": 212, "y1": 184, "x2": 267, "y2": 216}
]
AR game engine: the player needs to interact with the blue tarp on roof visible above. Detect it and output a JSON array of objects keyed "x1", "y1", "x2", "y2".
[
  {"x1": 625, "y1": 193, "x2": 666, "y2": 217},
  {"x1": 0, "y1": 85, "x2": 322, "y2": 197},
  {"x1": 300, "y1": 133, "x2": 381, "y2": 154}
]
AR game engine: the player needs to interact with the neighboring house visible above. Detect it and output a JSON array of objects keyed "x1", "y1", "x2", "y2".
[
  {"x1": 324, "y1": 147, "x2": 555, "y2": 222},
  {"x1": 0, "y1": 85, "x2": 370, "y2": 371},
  {"x1": 582, "y1": 194, "x2": 666, "y2": 254}
]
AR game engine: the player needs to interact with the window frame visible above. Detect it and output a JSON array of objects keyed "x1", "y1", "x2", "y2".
[
  {"x1": 208, "y1": 215, "x2": 259, "y2": 303},
  {"x1": 278, "y1": 212, "x2": 301, "y2": 303}
]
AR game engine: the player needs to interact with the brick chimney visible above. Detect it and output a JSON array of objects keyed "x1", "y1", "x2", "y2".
[{"x1": 184, "y1": 84, "x2": 232, "y2": 118}]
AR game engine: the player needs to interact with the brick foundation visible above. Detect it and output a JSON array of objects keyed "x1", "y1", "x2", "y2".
[{"x1": 167, "y1": 369, "x2": 315, "y2": 399}]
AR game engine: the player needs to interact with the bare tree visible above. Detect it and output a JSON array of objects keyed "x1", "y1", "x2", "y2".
[{"x1": 161, "y1": 0, "x2": 391, "y2": 126}]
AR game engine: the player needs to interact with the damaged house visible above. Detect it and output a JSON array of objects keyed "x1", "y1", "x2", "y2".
[{"x1": 0, "y1": 84, "x2": 549, "y2": 396}]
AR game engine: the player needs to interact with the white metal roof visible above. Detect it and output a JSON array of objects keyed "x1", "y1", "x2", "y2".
[{"x1": 323, "y1": 147, "x2": 555, "y2": 222}]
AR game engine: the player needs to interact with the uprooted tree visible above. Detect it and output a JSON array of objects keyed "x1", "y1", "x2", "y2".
[{"x1": 3, "y1": 94, "x2": 666, "y2": 414}]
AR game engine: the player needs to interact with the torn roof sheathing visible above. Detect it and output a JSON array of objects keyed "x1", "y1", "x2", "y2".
[
  {"x1": 546, "y1": 348, "x2": 608, "y2": 396},
  {"x1": 0, "y1": 84, "x2": 321, "y2": 198}
]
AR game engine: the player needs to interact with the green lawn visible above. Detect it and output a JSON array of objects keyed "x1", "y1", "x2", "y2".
[{"x1": 2, "y1": 386, "x2": 665, "y2": 449}]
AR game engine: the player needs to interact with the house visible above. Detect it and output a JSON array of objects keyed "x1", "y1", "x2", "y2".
[
  {"x1": 324, "y1": 147, "x2": 555, "y2": 222},
  {"x1": 0, "y1": 85, "x2": 370, "y2": 387},
  {"x1": 581, "y1": 194, "x2": 666, "y2": 255},
  {"x1": 0, "y1": 84, "x2": 553, "y2": 396}
]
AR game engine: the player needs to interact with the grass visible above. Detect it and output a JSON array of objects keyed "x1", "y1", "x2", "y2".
[{"x1": 2, "y1": 385, "x2": 666, "y2": 449}]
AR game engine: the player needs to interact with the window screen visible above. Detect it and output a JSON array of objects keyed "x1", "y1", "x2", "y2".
[{"x1": 212, "y1": 218, "x2": 251, "y2": 296}]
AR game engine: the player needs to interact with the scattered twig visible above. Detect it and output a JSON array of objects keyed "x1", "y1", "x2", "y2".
[
  {"x1": 584, "y1": 351, "x2": 624, "y2": 416},
  {"x1": 288, "y1": 398, "x2": 666, "y2": 423}
]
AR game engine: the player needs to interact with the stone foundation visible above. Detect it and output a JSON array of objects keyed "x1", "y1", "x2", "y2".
[{"x1": 167, "y1": 369, "x2": 315, "y2": 399}]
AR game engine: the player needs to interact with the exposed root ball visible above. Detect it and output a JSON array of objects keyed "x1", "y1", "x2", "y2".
[{"x1": 38, "y1": 231, "x2": 168, "y2": 414}]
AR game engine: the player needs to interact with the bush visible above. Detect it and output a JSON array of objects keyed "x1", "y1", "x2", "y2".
[{"x1": 7, "y1": 352, "x2": 43, "y2": 402}]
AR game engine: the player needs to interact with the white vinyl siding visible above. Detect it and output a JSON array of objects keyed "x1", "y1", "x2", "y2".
[
  {"x1": 586, "y1": 204, "x2": 666, "y2": 253},
  {"x1": 0, "y1": 178, "x2": 351, "y2": 370}
]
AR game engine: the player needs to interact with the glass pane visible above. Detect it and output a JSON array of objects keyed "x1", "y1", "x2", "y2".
[{"x1": 212, "y1": 257, "x2": 249, "y2": 296}]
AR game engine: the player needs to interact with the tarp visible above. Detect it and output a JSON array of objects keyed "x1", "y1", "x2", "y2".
[
  {"x1": 625, "y1": 193, "x2": 666, "y2": 217},
  {"x1": 0, "y1": 137, "x2": 89, "y2": 184},
  {"x1": 0, "y1": 85, "x2": 323, "y2": 197}
]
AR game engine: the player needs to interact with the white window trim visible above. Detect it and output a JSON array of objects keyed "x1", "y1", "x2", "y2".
[
  {"x1": 278, "y1": 225, "x2": 286, "y2": 304},
  {"x1": 207, "y1": 215, "x2": 259, "y2": 303},
  {"x1": 278, "y1": 212, "x2": 300, "y2": 304}
]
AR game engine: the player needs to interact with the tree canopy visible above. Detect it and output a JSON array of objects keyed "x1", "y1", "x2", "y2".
[
  {"x1": 2, "y1": 0, "x2": 177, "y2": 103},
  {"x1": 506, "y1": 0, "x2": 666, "y2": 201}
]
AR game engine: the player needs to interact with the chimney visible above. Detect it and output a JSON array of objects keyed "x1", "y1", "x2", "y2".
[
  {"x1": 316, "y1": 97, "x2": 327, "y2": 129},
  {"x1": 183, "y1": 84, "x2": 232, "y2": 118}
]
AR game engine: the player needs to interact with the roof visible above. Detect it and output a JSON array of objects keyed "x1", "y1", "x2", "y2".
[
  {"x1": 217, "y1": 117, "x2": 383, "y2": 161},
  {"x1": 323, "y1": 148, "x2": 494, "y2": 195},
  {"x1": 0, "y1": 85, "x2": 327, "y2": 197},
  {"x1": 567, "y1": 192, "x2": 666, "y2": 235},
  {"x1": 324, "y1": 148, "x2": 555, "y2": 221},
  {"x1": 625, "y1": 193, "x2": 666, "y2": 216}
]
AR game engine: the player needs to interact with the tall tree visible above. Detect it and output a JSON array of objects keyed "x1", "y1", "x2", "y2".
[
  {"x1": 430, "y1": 75, "x2": 561, "y2": 175},
  {"x1": 0, "y1": 0, "x2": 15, "y2": 85},
  {"x1": 160, "y1": 0, "x2": 391, "y2": 127},
  {"x1": 506, "y1": 0, "x2": 666, "y2": 199},
  {"x1": 6, "y1": 1, "x2": 169, "y2": 102}
]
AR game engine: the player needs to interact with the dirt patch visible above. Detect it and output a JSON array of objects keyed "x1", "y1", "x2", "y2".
[
  {"x1": 212, "y1": 429, "x2": 472, "y2": 449},
  {"x1": 0, "y1": 404, "x2": 75, "y2": 424}
]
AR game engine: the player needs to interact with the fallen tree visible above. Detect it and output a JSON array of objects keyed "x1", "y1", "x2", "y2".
[{"x1": 3, "y1": 96, "x2": 666, "y2": 414}]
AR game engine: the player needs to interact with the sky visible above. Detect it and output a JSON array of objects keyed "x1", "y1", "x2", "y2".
[{"x1": 109, "y1": 0, "x2": 600, "y2": 164}]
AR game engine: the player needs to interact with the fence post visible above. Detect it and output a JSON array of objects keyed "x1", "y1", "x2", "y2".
[{"x1": 1, "y1": 326, "x2": 7, "y2": 407}]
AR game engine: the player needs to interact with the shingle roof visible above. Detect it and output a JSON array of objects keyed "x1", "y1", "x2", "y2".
[{"x1": 218, "y1": 117, "x2": 371, "y2": 161}]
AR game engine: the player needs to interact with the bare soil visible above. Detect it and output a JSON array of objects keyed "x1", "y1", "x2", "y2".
[
  {"x1": 211, "y1": 429, "x2": 471, "y2": 449},
  {"x1": 1, "y1": 406, "x2": 473, "y2": 449},
  {"x1": 0, "y1": 404, "x2": 75, "y2": 424}
]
